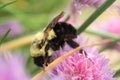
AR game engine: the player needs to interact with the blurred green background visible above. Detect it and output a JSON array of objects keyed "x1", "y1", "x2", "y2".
[{"x1": 0, "y1": 0, "x2": 70, "y2": 32}]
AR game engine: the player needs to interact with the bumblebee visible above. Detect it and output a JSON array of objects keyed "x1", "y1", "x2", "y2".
[{"x1": 30, "y1": 12, "x2": 83, "y2": 67}]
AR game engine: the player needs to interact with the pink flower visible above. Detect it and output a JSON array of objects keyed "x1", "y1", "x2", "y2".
[
  {"x1": 96, "y1": 16, "x2": 120, "y2": 51},
  {"x1": 70, "y1": 0, "x2": 105, "y2": 15},
  {"x1": 0, "y1": 53, "x2": 30, "y2": 80},
  {"x1": 48, "y1": 36, "x2": 117, "y2": 80},
  {"x1": 69, "y1": 0, "x2": 105, "y2": 25},
  {"x1": 99, "y1": 17, "x2": 120, "y2": 35},
  {"x1": 0, "y1": 20, "x2": 24, "y2": 38}
]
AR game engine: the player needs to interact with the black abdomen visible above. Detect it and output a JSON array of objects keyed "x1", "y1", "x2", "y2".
[{"x1": 53, "y1": 22, "x2": 77, "y2": 39}]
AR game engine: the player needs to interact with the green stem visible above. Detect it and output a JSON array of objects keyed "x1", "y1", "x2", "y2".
[
  {"x1": 0, "y1": 29, "x2": 11, "y2": 45},
  {"x1": 85, "y1": 29, "x2": 120, "y2": 40},
  {"x1": 85, "y1": 29, "x2": 120, "y2": 52},
  {"x1": 0, "y1": 0, "x2": 17, "y2": 9},
  {"x1": 64, "y1": 15, "x2": 70, "y2": 22},
  {"x1": 77, "y1": 0, "x2": 116, "y2": 34}
]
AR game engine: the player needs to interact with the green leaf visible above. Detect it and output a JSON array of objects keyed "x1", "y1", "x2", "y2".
[
  {"x1": 114, "y1": 69, "x2": 120, "y2": 77},
  {"x1": 0, "y1": 0, "x2": 17, "y2": 9},
  {"x1": 77, "y1": 0, "x2": 116, "y2": 34},
  {"x1": 0, "y1": 29, "x2": 11, "y2": 45},
  {"x1": 64, "y1": 15, "x2": 70, "y2": 22}
]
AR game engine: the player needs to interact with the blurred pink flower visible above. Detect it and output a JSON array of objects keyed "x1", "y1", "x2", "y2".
[
  {"x1": 48, "y1": 36, "x2": 116, "y2": 80},
  {"x1": 99, "y1": 17, "x2": 120, "y2": 35},
  {"x1": 0, "y1": 20, "x2": 24, "y2": 38},
  {"x1": 70, "y1": 0, "x2": 105, "y2": 16},
  {"x1": 97, "y1": 17, "x2": 120, "y2": 51},
  {"x1": 72, "y1": 0, "x2": 105, "y2": 10},
  {"x1": 0, "y1": 53, "x2": 30, "y2": 80},
  {"x1": 69, "y1": 0, "x2": 106, "y2": 26}
]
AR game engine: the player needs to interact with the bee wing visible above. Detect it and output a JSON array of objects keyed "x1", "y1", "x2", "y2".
[
  {"x1": 44, "y1": 11, "x2": 64, "y2": 33},
  {"x1": 39, "y1": 12, "x2": 64, "y2": 48}
]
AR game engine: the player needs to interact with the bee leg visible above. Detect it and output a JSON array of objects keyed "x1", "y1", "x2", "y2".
[
  {"x1": 66, "y1": 39, "x2": 87, "y2": 56},
  {"x1": 44, "y1": 43, "x2": 51, "y2": 67},
  {"x1": 42, "y1": 55, "x2": 52, "y2": 71},
  {"x1": 42, "y1": 64, "x2": 46, "y2": 71}
]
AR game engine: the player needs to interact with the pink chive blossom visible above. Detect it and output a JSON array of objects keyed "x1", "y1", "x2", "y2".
[
  {"x1": 48, "y1": 36, "x2": 117, "y2": 80},
  {"x1": 70, "y1": 0, "x2": 105, "y2": 15},
  {"x1": 71, "y1": 0, "x2": 106, "y2": 10},
  {"x1": 96, "y1": 16, "x2": 120, "y2": 51},
  {"x1": 69, "y1": 0, "x2": 106, "y2": 25},
  {"x1": 98, "y1": 17, "x2": 120, "y2": 35},
  {"x1": 0, "y1": 20, "x2": 24, "y2": 38},
  {"x1": 0, "y1": 53, "x2": 30, "y2": 80}
]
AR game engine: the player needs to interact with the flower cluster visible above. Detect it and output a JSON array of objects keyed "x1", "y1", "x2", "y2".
[{"x1": 48, "y1": 36, "x2": 116, "y2": 80}]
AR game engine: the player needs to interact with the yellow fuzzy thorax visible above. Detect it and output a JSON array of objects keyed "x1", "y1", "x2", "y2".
[
  {"x1": 30, "y1": 29, "x2": 56, "y2": 57},
  {"x1": 48, "y1": 29, "x2": 56, "y2": 40}
]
